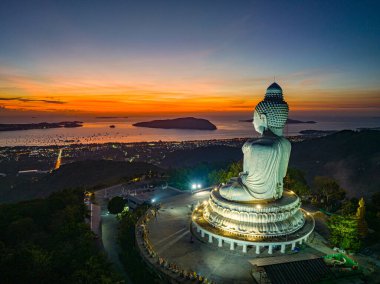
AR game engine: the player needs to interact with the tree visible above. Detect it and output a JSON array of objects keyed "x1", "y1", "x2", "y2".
[
  {"x1": 327, "y1": 214, "x2": 361, "y2": 251},
  {"x1": 0, "y1": 188, "x2": 121, "y2": 283},
  {"x1": 371, "y1": 192, "x2": 380, "y2": 209},
  {"x1": 339, "y1": 198, "x2": 358, "y2": 216},
  {"x1": 107, "y1": 196, "x2": 126, "y2": 214},
  {"x1": 313, "y1": 176, "x2": 346, "y2": 209},
  {"x1": 284, "y1": 168, "x2": 310, "y2": 197},
  {"x1": 169, "y1": 162, "x2": 213, "y2": 189},
  {"x1": 208, "y1": 161, "x2": 242, "y2": 185}
]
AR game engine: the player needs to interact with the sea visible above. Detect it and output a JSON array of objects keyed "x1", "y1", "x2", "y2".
[{"x1": 1, "y1": 115, "x2": 379, "y2": 147}]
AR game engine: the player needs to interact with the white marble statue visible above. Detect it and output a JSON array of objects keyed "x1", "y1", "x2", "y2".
[{"x1": 220, "y1": 83, "x2": 291, "y2": 201}]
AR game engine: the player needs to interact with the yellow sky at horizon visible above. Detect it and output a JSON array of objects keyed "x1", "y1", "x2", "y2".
[{"x1": 1, "y1": 67, "x2": 379, "y2": 115}]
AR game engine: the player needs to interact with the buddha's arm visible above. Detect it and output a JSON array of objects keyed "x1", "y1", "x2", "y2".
[{"x1": 279, "y1": 139, "x2": 291, "y2": 179}]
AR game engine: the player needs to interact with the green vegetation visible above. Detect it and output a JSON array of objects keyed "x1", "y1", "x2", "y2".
[
  {"x1": 169, "y1": 162, "x2": 220, "y2": 189},
  {"x1": 313, "y1": 176, "x2": 346, "y2": 210},
  {"x1": 108, "y1": 196, "x2": 126, "y2": 214},
  {"x1": 169, "y1": 160, "x2": 244, "y2": 189},
  {"x1": 284, "y1": 167, "x2": 310, "y2": 197},
  {"x1": 338, "y1": 198, "x2": 359, "y2": 216},
  {"x1": 208, "y1": 161, "x2": 242, "y2": 185},
  {"x1": 327, "y1": 215, "x2": 361, "y2": 251},
  {"x1": 0, "y1": 188, "x2": 121, "y2": 283},
  {"x1": 362, "y1": 193, "x2": 380, "y2": 245},
  {"x1": 118, "y1": 206, "x2": 157, "y2": 283}
]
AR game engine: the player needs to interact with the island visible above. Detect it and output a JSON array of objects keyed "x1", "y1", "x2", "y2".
[
  {"x1": 299, "y1": 129, "x2": 337, "y2": 136},
  {"x1": 95, "y1": 116, "x2": 128, "y2": 119},
  {"x1": 0, "y1": 121, "x2": 83, "y2": 132},
  {"x1": 132, "y1": 117, "x2": 217, "y2": 130},
  {"x1": 239, "y1": 118, "x2": 317, "y2": 124},
  {"x1": 357, "y1": 126, "x2": 380, "y2": 131}
]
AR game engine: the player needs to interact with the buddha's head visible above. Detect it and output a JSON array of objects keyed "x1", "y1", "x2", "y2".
[{"x1": 253, "y1": 82, "x2": 289, "y2": 136}]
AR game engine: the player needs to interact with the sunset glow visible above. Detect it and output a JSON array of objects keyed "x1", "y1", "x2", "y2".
[{"x1": 0, "y1": 1, "x2": 379, "y2": 116}]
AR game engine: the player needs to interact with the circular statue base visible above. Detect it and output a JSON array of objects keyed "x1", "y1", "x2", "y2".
[{"x1": 192, "y1": 189, "x2": 315, "y2": 254}]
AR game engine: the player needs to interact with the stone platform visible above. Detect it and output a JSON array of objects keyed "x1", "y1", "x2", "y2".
[{"x1": 137, "y1": 190, "x2": 320, "y2": 283}]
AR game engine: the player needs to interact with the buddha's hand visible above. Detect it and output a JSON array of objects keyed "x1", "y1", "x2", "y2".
[
  {"x1": 239, "y1": 171, "x2": 248, "y2": 177},
  {"x1": 239, "y1": 172, "x2": 248, "y2": 183}
]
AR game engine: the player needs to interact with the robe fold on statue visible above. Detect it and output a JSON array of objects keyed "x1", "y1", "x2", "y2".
[
  {"x1": 220, "y1": 135, "x2": 291, "y2": 202},
  {"x1": 240, "y1": 136, "x2": 290, "y2": 200}
]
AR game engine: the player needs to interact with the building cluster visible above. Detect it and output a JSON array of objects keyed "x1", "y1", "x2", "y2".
[{"x1": 0, "y1": 136, "x2": 307, "y2": 176}]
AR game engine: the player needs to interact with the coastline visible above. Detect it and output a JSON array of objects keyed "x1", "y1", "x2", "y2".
[
  {"x1": 0, "y1": 116, "x2": 379, "y2": 147},
  {"x1": 0, "y1": 121, "x2": 83, "y2": 132}
]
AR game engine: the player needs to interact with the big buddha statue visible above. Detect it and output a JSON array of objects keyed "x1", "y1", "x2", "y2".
[
  {"x1": 194, "y1": 82, "x2": 308, "y2": 240},
  {"x1": 220, "y1": 82, "x2": 291, "y2": 201}
]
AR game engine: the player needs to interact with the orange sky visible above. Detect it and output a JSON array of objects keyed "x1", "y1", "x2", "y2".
[{"x1": 1, "y1": 68, "x2": 379, "y2": 116}]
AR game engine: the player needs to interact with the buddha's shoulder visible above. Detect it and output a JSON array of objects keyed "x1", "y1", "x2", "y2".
[{"x1": 245, "y1": 136, "x2": 289, "y2": 147}]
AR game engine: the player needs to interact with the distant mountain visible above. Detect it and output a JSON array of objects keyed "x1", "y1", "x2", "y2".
[
  {"x1": 239, "y1": 118, "x2": 317, "y2": 124},
  {"x1": 133, "y1": 117, "x2": 217, "y2": 130}
]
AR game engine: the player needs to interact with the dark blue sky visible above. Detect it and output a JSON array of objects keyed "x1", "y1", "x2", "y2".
[{"x1": 0, "y1": 0, "x2": 379, "y2": 114}]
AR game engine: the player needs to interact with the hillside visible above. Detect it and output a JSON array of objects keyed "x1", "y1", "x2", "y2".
[
  {"x1": 290, "y1": 130, "x2": 380, "y2": 198},
  {"x1": 161, "y1": 145, "x2": 242, "y2": 168},
  {"x1": 0, "y1": 160, "x2": 162, "y2": 203}
]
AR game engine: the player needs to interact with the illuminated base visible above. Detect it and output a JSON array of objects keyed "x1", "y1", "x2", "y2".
[
  {"x1": 201, "y1": 189, "x2": 305, "y2": 238},
  {"x1": 191, "y1": 189, "x2": 314, "y2": 254}
]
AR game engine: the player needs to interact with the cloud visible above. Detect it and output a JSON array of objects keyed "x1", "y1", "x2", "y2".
[{"x1": 0, "y1": 97, "x2": 66, "y2": 104}]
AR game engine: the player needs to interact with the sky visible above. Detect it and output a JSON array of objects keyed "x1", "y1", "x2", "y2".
[{"x1": 0, "y1": 0, "x2": 379, "y2": 117}]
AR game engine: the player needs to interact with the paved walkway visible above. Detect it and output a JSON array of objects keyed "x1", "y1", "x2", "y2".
[
  {"x1": 95, "y1": 184, "x2": 186, "y2": 283},
  {"x1": 94, "y1": 185, "x2": 132, "y2": 283}
]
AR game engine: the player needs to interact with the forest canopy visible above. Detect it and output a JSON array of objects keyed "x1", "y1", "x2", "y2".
[{"x1": 0, "y1": 188, "x2": 121, "y2": 284}]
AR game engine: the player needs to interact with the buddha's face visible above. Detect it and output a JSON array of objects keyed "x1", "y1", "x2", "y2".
[{"x1": 253, "y1": 110, "x2": 267, "y2": 135}]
